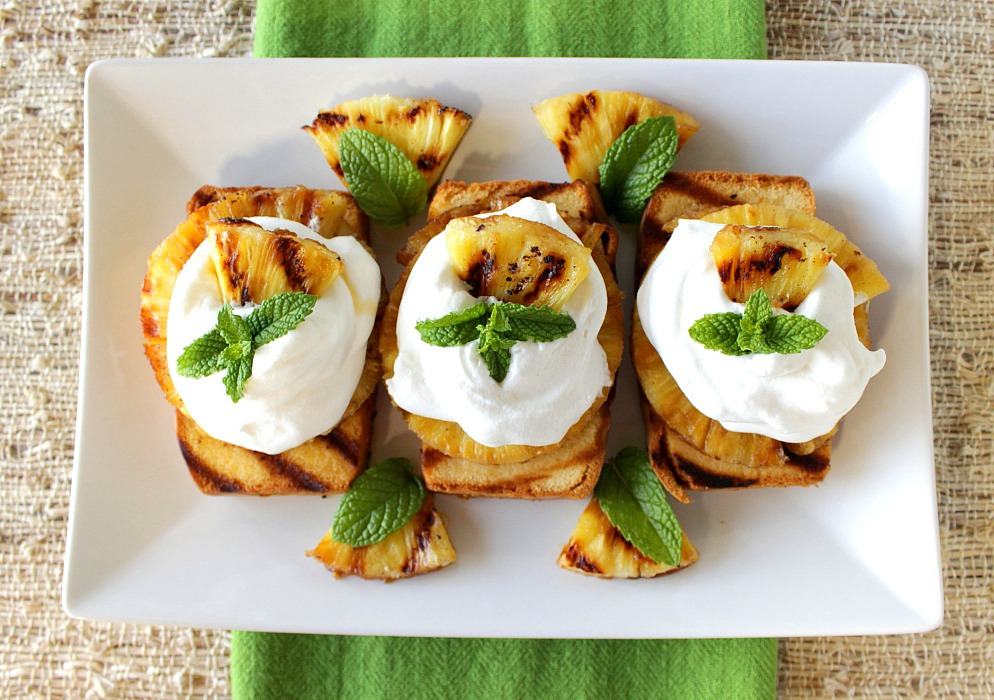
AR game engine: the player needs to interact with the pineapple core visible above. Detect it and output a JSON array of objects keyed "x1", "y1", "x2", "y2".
[{"x1": 445, "y1": 215, "x2": 591, "y2": 310}]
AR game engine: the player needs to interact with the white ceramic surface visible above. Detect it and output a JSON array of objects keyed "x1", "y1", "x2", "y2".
[{"x1": 66, "y1": 58, "x2": 939, "y2": 637}]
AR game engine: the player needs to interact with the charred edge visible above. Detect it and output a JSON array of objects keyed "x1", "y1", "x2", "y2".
[
  {"x1": 178, "y1": 438, "x2": 244, "y2": 493},
  {"x1": 785, "y1": 449, "x2": 831, "y2": 474},
  {"x1": 439, "y1": 104, "x2": 472, "y2": 120},
  {"x1": 672, "y1": 457, "x2": 758, "y2": 489},
  {"x1": 318, "y1": 428, "x2": 361, "y2": 467},
  {"x1": 420, "y1": 447, "x2": 446, "y2": 471},
  {"x1": 272, "y1": 235, "x2": 309, "y2": 291},
  {"x1": 256, "y1": 453, "x2": 330, "y2": 492},
  {"x1": 563, "y1": 542, "x2": 601, "y2": 574},
  {"x1": 716, "y1": 259, "x2": 734, "y2": 283},
  {"x1": 652, "y1": 434, "x2": 690, "y2": 489},
  {"x1": 558, "y1": 140, "x2": 571, "y2": 164},
  {"x1": 623, "y1": 109, "x2": 639, "y2": 130},
  {"x1": 416, "y1": 153, "x2": 440, "y2": 172},
  {"x1": 403, "y1": 510, "x2": 436, "y2": 574},
  {"x1": 188, "y1": 186, "x2": 220, "y2": 212},
  {"x1": 299, "y1": 189, "x2": 316, "y2": 229},
  {"x1": 314, "y1": 112, "x2": 349, "y2": 127},
  {"x1": 139, "y1": 308, "x2": 160, "y2": 338}
]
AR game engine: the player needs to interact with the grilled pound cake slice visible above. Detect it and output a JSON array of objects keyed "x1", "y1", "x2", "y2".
[
  {"x1": 382, "y1": 180, "x2": 624, "y2": 499},
  {"x1": 635, "y1": 171, "x2": 854, "y2": 503},
  {"x1": 141, "y1": 186, "x2": 380, "y2": 495}
]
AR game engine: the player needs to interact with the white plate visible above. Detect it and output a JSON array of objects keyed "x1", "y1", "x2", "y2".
[{"x1": 66, "y1": 58, "x2": 940, "y2": 637}]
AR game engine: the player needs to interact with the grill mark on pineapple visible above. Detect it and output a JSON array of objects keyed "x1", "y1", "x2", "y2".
[
  {"x1": 178, "y1": 437, "x2": 244, "y2": 493},
  {"x1": 256, "y1": 453, "x2": 330, "y2": 492},
  {"x1": 562, "y1": 542, "x2": 602, "y2": 574},
  {"x1": 671, "y1": 457, "x2": 757, "y2": 489},
  {"x1": 268, "y1": 235, "x2": 311, "y2": 292},
  {"x1": 463, "y1": 250, "x2": 495, "y2": 298},
  {"x1": 403, "y1": 509, "x2": 436, "y2": 575},
  {"x1": 416, "y1": 153, "x2": 440, "y2": 172}
]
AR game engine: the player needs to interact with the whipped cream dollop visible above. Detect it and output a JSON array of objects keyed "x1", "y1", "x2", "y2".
[
  {"x1": 166, "y1": 216, "x2": 380, "y2": 454},
  {"x1": 637, "y1": 219, "x2": 885, "y2": 443},
  {"x1": 386, "y1": 198, "x2": 611, "y2": 447}
]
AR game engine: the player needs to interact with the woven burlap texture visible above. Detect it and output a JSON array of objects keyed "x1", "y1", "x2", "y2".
[{"x1": 0, "y1": 1, "x2": 990, "y2": 697}]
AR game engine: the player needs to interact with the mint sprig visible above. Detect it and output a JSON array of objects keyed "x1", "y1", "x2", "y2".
[
  {"x1": 598, "y1": 116, "x2": 679, "y2": 223},
  {"x1": 176, "y1": 291, "x2": 317, "y2": 402},
  {"x1": 415, "y1": 301, "x2": 576, "y2": 383},
  {"x1": 338, "y1": 128, "x2": 427, "y2": 228},
  {"x1": 689, "y1": 289, "x2": 828, "y2": 356},
  {"x1": 332, "y1": 458, "x2": 426, "y2": 547},
  {"x1": 595, "y1": 447, "x2": 683, "y2": 566}
]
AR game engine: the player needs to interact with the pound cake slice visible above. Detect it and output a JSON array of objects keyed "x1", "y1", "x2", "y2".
[
  {"x1": 634, "y1": 171, "x2": 875, "y2": 503},
  {"x1": 141, "y1": 186, "x2": 380, "y2": 495},
  {"x1": 382, "y1": 180, "x2": 625, "y2": 499}
]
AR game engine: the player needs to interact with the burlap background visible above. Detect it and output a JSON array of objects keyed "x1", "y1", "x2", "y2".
[{"x1": 1, "y1": 1, "x2": 990, "y2": 697}]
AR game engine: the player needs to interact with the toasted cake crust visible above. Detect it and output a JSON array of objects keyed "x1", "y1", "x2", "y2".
[
  {"x1": 142, "y1": 186, "x2": 378, "y2": 495},
  {"x1": 635, "y1": 171, "x2": 838, "y2": 502},
  {"x1": 386, "y1": 179, "x2": 622, "y2": 499}
]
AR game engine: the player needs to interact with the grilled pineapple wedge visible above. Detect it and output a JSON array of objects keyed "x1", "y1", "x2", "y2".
[
  {"x1": 533, "y1": 90, "x2": 698, "y2": 184},
  {"x1": 445, "y1": 215, "x2": 591, "y2": 310},
  {"x1": 308, "y1": 497, "x2": 456, "y2": 580},
  {"x1": 207, "y1": 219, "x2": 344, "y2": 304},
  {"x1": 710, "y1": 225, "x2": 831, "y2": 309},
  {"x1": 558, "y1": 499, "x2": 698, "y2": 579},
  {"x1": 701, "y1": 203, "x2": 890, "y2": 301},
  {"x1": 305, "y1": 95, "x2": 472, "y2": 189}
]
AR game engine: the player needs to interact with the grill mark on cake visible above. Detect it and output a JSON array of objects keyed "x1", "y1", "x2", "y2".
[
  {"x1": 178, "y1": 437, "x2": 244, "y2": 493},
  {"x1": 317, "y1": 428, "x2": 361, "y2": 466},
  {"x1": 519, "y1": 182, "x2": 564, "y2": 201},
  {"x1": 662, "y1": 173, "x2": 735, "y2": 208},
  {"x1": 256, "y1": 453, "x2": 330, "y2": 492}
]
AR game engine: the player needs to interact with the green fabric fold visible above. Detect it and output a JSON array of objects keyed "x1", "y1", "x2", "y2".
[{"x1": 241, "y1": 1, "x2": 773, "y2": 698}]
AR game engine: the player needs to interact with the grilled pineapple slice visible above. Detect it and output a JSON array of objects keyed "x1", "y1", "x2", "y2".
[
  {"x1": 710, "y1": 225, "x2": 831, "y2": 309},
  {"x1": 701, "y1": 204, "x2": 889, "y2": 301},
  {"x1": 308, "y1": 498, "x2": 456, "y2": 580},
  {"x1": 305, "y1": 95, "x2": 472, "y2": 189},
  {"x1": 445, "y1": 215, "x2": 591, "y2": 310},
  {"x1": 207, "y1": 219, "x2": 344, "y2": 304},
  {"x1": 382, "y1": 244, "x2": 624, "y2": 465},
  {"x1": 631, "y1": 309, "x2": 786, "y2": 469},
  {"x1": 558, "y1": 499, "x2": 698, "y2": 578},
  {"x1": 141, "y1": 186, "x2": 369, "y2": 412},
  {"x1": 533, "y1": 90, "x2": 699, "y2": 184}
]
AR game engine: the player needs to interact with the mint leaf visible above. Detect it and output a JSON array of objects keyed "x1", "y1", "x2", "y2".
[
  {"x1": 689, "y1": 289, "x2": 828, "y2": 356},
  {"x1": 222, "y1": 352, "x2": 253, "y2": 403},
  {"x1": 246, "y1": 292, "x2": 317, "y2": 348},
  {"x1": 416, "y1": 302, "x2": 490, "y2": 346},
  {"x1": 216, "y1": 304, "x2": 252, "y2": 345},
  {"x1": 687, "y1": 312, "x2": 747, "y2": 356},
  {"x1": 598, "y1": 116, "x2": 679, "y2": 223},
  {"x1": 176, "y1": 329, "x2": 229, "y2": 378},
  {"x1": 763, "y1": 314, "x2": 828, "y2": 354},
  {"x1": 338, "y1": 128, "x2": 427, "y2": 228},
  {"x1": 501, "y1": 303, "x2": 576, "y2": 342},
  {"x1": 332, "y1": 458, "x2": 426, "y2": 547},
  {"x1": 595, "y1": 447, "x2": 683, "y2": 566},
  {"x1": 477, "y1": 304, "x2": 515, "y2": 382}
]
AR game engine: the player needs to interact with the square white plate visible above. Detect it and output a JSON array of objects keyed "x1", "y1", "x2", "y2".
[{"x1": 67, "y1": 58, "x2": 940, "y2": 637}]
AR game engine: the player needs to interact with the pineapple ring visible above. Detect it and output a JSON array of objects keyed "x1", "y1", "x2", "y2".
[
  {"x1": 632, "y1": 303, "x2": 871, "y2": 467},
  {"x1": 700, "y1": 204, "x2": 889, "y2": 301},
  {"x1": 381, "y1": 234, "x2": 624, "y2": 466},
  {"x1": 140, "y1": 186, "x2": 378, "y2": 422}
]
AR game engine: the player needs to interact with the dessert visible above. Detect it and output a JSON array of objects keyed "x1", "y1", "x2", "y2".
[
  {"x1": 380, "y1": 180, "x2": 625, "y2": 498},
  {"x1": 633, "y1": 172, "x2": 889, "y2": 502},
  {"x1": 140, "y1": 186, "x2": 382, "y2": 494}
]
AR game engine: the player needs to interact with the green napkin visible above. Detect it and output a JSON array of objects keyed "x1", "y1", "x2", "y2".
[{"x1": 240, "y1": 1, "x2": 773, "y2": 698}]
